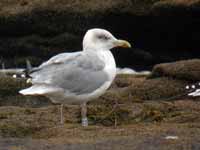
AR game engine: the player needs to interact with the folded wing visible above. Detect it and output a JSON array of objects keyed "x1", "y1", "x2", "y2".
[{"x1": 21, "y1": 51, "x2": 109, "y2": 95}]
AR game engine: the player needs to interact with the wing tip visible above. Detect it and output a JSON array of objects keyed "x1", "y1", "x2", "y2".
[
  {"x1": 19, "y1": 88, "x2": 32, "y2": 95},
  {"x1": 19, "y1": 85, "x2": 61, "y2": 96}
]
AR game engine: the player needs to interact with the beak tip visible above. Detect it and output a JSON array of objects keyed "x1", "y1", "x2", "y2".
[
  {"x1": 127, "y1": 43, "x2": 132, "y2": 48},
  {"x1": 116, "y1": 40, "x2": 132, "y2": 48}
]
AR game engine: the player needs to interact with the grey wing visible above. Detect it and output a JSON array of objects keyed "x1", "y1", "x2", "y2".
[
  {"x1": 30, "y1": 52, "x2": 109, "y2": 95},
  {"x1": 39, "y1": 52, "x2": 82, "y2": 68},
  {"x1": 28, "y1": 52, "x2": 81, "y2": 76}
]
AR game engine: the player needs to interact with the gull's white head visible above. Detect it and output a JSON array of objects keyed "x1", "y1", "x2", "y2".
[{"x1": 83, "y1": 28, "x2": 131, "y2": 51}]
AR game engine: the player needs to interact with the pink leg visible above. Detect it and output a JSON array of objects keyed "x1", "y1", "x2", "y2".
[
  {"x1": 81, "y1": 102, "x2": 88, "y2": 127},
  {"x1": 60, "y1": 104, "x2": 64, "y2": 125}
]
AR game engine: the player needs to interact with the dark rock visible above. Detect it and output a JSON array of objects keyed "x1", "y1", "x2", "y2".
[
  {"x1": 0, "y1": 0, "x2": 200, "y2": 70},
  {"x1": 152, "y1": 0, "x2": 200, "y2": 16},
  {"x1": 0, "y1": 76, "x2": 51, "y2": 107}
]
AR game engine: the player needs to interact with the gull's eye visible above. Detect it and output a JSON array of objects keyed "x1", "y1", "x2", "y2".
[{"x1": 97, "y1": 34, "x2": 110, "y2": 40}]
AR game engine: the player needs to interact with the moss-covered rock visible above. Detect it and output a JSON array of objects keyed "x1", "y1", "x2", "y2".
[
  {"x1": 0, "y1": 76, "x2": 51, "y2": 107},
  {"x1": 127, "y1": 77, "x2": 188, "y2": 101},
  {"x1": 0, "y1": 76, "x2": 27, "y2": 96},
  {"x1": 151, "y1": 59, "x2": 200, "y2": 81},
  {"x1": 0, "y1": 96, "x2": 199, "y2": 138},
  {"x1": 0, "y1": 60, "x2": 199, "y2": 142}
]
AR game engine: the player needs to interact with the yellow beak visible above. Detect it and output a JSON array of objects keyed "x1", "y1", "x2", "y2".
[{"x1": 114, "y1": 39, "x2": 132, "y2": 48}]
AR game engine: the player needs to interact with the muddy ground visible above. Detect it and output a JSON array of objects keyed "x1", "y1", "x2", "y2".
[{"x1": 0, "y1": 59, "x2": 200, "y2": 149}]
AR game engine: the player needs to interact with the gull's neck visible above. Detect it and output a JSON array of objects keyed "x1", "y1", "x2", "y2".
[
  {"x1": 83, "y1": 47, "x2": 108, "y2": 52},
  {"x1": 98, "y1": 50, "x2": 116, "y2": 81},
  {"x1": 83, "y1": 40, "x2": 109, "y2": 52},
  {"x1": 83, "y1": 48, "x2": 117, "y2": 81}
]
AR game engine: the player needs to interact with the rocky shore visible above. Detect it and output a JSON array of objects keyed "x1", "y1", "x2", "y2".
[
  {"x1": 0, "y1": 0, "x2": 200, "y2": 149},
  {"x1": 0, "y1": 59, "x2": 199, "y2": 149}
]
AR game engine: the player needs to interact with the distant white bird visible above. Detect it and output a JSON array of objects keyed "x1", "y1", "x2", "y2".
[
  {"x1": 21, "y1": 74, "x2": 26, "y2": 78},
  {"x1": 12, "y1": 74, "x2": 17, "y2": 78},
  {"x1": 165, "y1": 136, "x2": 179, "y2": 140},
  {"x1": 116, "y1": 67, "x2": 151, "y2": 75},
  {"x1": 185, "y1": 85, "x2": 190, "y2": 90},
  {"x1": 186, "y1": 82, "x2": 200, "y2": 97},
  {"x1": 188, "y1": 89, "x2": 200, "y2": 97},
  {"x1": 19, "y1": 28, "x2": 131, "y2": 126}
]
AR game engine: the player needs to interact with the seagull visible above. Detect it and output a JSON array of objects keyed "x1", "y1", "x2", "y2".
[{"x1": 19, "y1": 28, "x2": 131, "y2": 126}]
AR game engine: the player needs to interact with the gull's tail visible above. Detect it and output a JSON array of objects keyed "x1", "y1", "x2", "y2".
[
  {"x1": 19, "y1": 85, "x2": 61, "y2": 95},
  {"x1": 23, "y1": 59, "x2": 33, "y2": 77},
  {"x1": 19, "y1": 86, "x2": 43, "y2": 95}
]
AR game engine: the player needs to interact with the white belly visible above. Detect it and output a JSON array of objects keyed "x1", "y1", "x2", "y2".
[{"x1": 99, "y1": 50, "x2": 116, "y2": 81}]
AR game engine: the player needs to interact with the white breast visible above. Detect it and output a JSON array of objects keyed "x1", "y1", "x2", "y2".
[
  {"x1": 98, "y1": 50, "x2": 116, "y2": 81},
  {"x1": 76, "y1": 50, "x2": 116, "y2": 101}
]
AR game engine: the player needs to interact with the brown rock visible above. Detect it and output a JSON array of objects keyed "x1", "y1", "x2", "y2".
[
  {"x1": 152, "y1": 0, "x2": 200, "y2": 15},
  {"x1": 151, "y1": 59, "x2": 200, "y2": 81}
]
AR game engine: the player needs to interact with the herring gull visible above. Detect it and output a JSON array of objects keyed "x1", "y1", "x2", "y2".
[{"x1": 19, "y1": 28, "x2": 131, "y2": 126}]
